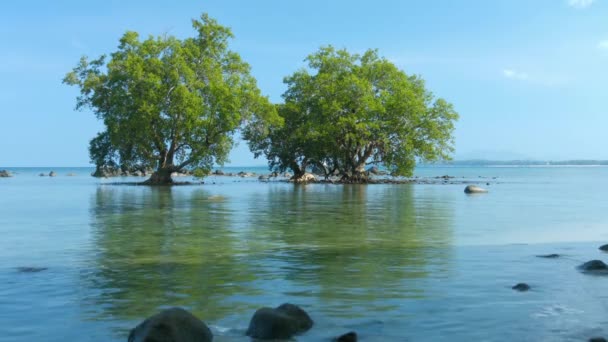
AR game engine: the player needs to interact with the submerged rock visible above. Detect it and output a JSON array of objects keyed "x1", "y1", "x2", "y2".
[
  {"x1": 578, "y1": 260, "x2": 608, "y2": 272},
  {"x1": 589, "y1": 338, "x2": 607, "y2": 342},
  {"x1": 464, "y1": 185, "x2": 488, "y2": 194},
  {"x1": 335, "y1": 331, "x2": 358, "y2": 342},
  {"x1": 0, "y1": 170, "x2": 11, "y2": 177},
  {"x1": 16, "y1": 267, "x2": 48, "y2": 273},
  {"x1": 128, "y1": 308, "x2": 212, "y2": 342},
  {"x1": 599, "y1": 244, "x2": 608, "y2": 252},
  {"x1": 246, "y1": 303, "x2": 313, "y2": 339},
  {"x1": 512, "y1": 283, "x2": 530, "y2": 292},
  {"x1": 536, "y1": 254, "x2": 560, "y2": 258}
]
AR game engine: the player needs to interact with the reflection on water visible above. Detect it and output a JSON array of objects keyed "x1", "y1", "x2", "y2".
[{"x1": 82, "y1": 184, "x2": 454, "y2": 337}]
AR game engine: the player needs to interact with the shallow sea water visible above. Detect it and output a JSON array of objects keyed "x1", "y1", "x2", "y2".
[{"x1": 1, "y1": 166, "x2": 608, "y2": 341}]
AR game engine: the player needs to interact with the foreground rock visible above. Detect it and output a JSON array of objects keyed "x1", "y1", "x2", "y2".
[
  {"x1": 246, "y1": 303, "x2": 313, "y2": 339},
  {"x1": 0, "y1": 170, "x2": 11, "y2": 177},
  {"x1": 599, "y1": 244, "x2": 608, "y2": 252},
  {"x1": 335, "y1": 331, "x2": 358, "y2": 342},
  {"x1": 578, "y1": 260, "x2": 608, "y2": 272},
  {"x1": 512, "y1": 283, "x2": 530, "y2": 292},
  {"x1": 464, "y1": 185, "x2": 488, "y2": 194},
  {"x1": 128, "y1": 308, "x2": 212, "y2": 342}
]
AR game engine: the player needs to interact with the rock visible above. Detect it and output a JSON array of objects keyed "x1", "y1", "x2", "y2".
[
  {"x1": 16, "y1": 267, "x2": 48, "y2": 273},
  {"x1": 213, "y1": 169, "x2": 225, "y2": 175},
  {"x1": 238, "y1": 171, "x2": 254, "y2": 178},
  {"x1": 590, "y1": 337, "x2": 607, "y2": 342},
  {"x1": 367, "y1": 166, "x2": 380, "y2": 175},
  {"x1": 0, "y1": 170, "x2": 11, "y2": 177},
  {"x1": 536, "y1": 254, "x2": 560, "y2": 258},
  {"x1": 246, "y1": 303, "x2": 313, "y2": 340},
  {"x1": 311, "y1": 165, "x2": 325, "y2": 175},
  {"x1": 283, "y1": 172, "x2": 292, "y2": 178},
  {"x1": 335, "y1": 331, "x2": 358, "y2": 342},
  {"x1": 259, "y1": 175, "x2": 270, "y2": 181},
  {"x1": 49, "y1": 171, "x2": 56, "y2": 177},
  {"x1": 512, "y1": 283, "x2": 530, "y2": 291},
  {"x1": 39, "y1": 173, "x2": 45, "y2": 177},
  {"x1": 128, "y1": 308, "x2": 213, "y2": 342},
  {"x1": 92, "y1": 166, "x2": 120, "y2": 178},
  {"x1": 579, "y1": 260, "x2": 608, "y2": 272},
  {"x1": 599, "y1": 244, "x2": 608, "y2": 252},
  {"x1": 464, "y1": 185, "x2": 488, "y2": 194},
  {"x1": 133, "y1": 170, "x2": 143, "y2": 177},
  {"x1": 294, "y1": 173, "x2": 316, "y2": 183}
]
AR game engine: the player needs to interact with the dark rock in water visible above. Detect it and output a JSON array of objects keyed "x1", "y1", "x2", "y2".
[
  {"x1": 599, "y1": 244, "x2": 608, "y2": 252},
  {"x1": 464, "y1": 185, "x2": 488, "y2": 194},
  {"x1": 335, "y1": 331, "x2": 358, "y2": 342},
  {"x1": 246, "y1": 303, "x2": 313, "y2": 339},
  {"x1": 512, "y1": 283, "x2": 530, "y2": 292},
  {"x1": 536, "y1": 254, "x2": 560, "y2": 258},
  {"x1": 589, "y1": 337, "x2": 607, "y2": 342},
  {"x1": 17, "y1": 267, "x2": 48, "y2": 273},
  {"x1": 128, "y1": 307, "x2": 212, "y2": 342},
  {"x1": 213, "y1": 169, "x2": 224, "y2": 176},
  {"x1": 49, "y1": 171, "x2": 56, "y2": 177},
  {"x1": 39, "y1": 173, "x2": 45, "y2": 177},
  {"x1": 578, "y1": 260, "x2": 608, "y2": 272},
  {"x1": 0, "y1": 170, "x2": 11, "y2": 177},
  {"x1": 259, "y1": 175, "x2": 270, "y2": 181}
]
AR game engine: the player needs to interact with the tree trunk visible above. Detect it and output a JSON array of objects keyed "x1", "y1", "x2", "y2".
[{"x1": 143, "y1": 167, "x2": 173, "y2": 185}]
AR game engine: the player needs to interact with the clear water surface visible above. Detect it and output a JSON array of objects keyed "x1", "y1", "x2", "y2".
[{"x1": 1, "y1": 166, "x2": 608, "y2": 341}]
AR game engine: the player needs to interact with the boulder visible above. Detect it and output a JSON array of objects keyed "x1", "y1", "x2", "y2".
[
  {"x1": 512, "y1": 283, "x2": 530, "y2": 292},
  {"x1": 0, "y1": 170, "x2": 11, "y2": 177},
  {"x1": 599, "y1": 244, "x2": 608, "y2": 252},
  {"x1": 128, "y1": 308, "x2": 213, "y2": 342},
  {"x1": 49, "y1": 171, "x2": 56, "y2": 177},
  {"x1": 578, "y1": 260, "x2": 608, "y2": 272},
  {"x1": 464, "y1": 185, "x2": 488, "y2": 194},
  {"x1": 246, "y1": 303, "x2": 313, "y2": 340},
  {"x1": 39, "y1": 173, "x2": 45, "y2": 177},
  {"x1": 294, "y1": 173, "x2": 316, "y2": 183},
  {"x1": 335, "y1": 331, "x2": 358, "y2": 342},
  {"x1": 590, "y1": 338, "x2": 607, "y2": 342},
  {"x1": 259, "y1": 175, "x2": 270, "y2": 181},
  {"x1": 213, "y1": 169, "x2": 225, "y2": 176}
]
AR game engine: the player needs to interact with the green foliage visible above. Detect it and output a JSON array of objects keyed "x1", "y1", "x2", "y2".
[
  {"x1": 64, "y1": 13, "x2": 277, "y2": 183},
  {"x1": 247, "y1": 46, "x2": 459, "y2": 180}
]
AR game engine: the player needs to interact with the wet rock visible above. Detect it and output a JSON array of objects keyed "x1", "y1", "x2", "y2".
[
  {"x1": 92, "y1": 166, "x2": 120, "y2": 178},
  {"x1": 48, "y1": 171, "x2": 56, "y2": 177},
  {"x1": 259, "y1": 175, "x2": 270, "y2": 181},
  {"x1": 512, "y1": 283, "x2": 530, "y2": 292},
  {"x1": 0, "y1": 170, "x2": 11, "y2": 177},
  {"x1": 246, "y1": 303, "x2": 313, "y2": 340},
  {"x1": 293, "y1": 173, "x2": 316, "y2": 183},
  {"x1": 578, "y1": 260, "x2": 608, "y2": 272},
  {"x1": 16, "y1": 267, "x2": 48, "y2": 273},
  {"x1": 589, "y1": 338, "x2": 607, "y2": 342},
  {"x1": 238, "y1": 171, "x2": 254, "y2": 178},
  {"x1": 128, "y1": 307, "x2": 212, "y2": 342},
  {"x1": 39, "y1": 173, "x2": 45, "y2": 177},
  {"x1": 599, "y1": 244, "x2": 608, "y2": 252},
  {"x1": 213, "y1": 169, "x2": 225, "y2": 175},
  {"x1": 464, "y1": 185, "x2": 488, "y2": 194},
  {"x1": 536, "y1": 254, "x2": 560, "y2": 258},
  {"x1": 335, "y1": 331, "x2": 358, "y2": 342}
]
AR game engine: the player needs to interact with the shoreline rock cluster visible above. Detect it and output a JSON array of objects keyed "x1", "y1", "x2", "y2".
[{"x1": 129, "y1": 303, "x2": 354, "y2": 342}]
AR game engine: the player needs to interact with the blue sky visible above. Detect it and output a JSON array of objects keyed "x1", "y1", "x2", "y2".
[{"x1": 1, "y1": 0, "x2": 607, "y2": 166}]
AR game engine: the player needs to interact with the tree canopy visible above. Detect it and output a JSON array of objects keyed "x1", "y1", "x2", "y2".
[
  {"x1": 64, "y1": 13, "x2": 277, "y2": 184},
  {"x1": 246, "y1": 46, "x2": 459, "y2": 182}
]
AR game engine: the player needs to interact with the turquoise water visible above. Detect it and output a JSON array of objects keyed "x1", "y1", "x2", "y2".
[{"x1": 1, "y1": 166, "x2": 608, "y2": 341}]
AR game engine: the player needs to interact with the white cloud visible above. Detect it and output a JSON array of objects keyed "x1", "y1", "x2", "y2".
[
  {"x1": 597, "y1": 40, "x2": 608, "y2": 50},
  {"x1": 567, "y1": 0, "x2": 595, "y2": 8},
  {"x1": 502, "y1": 69, "x2": 529, "y2": 81}
]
